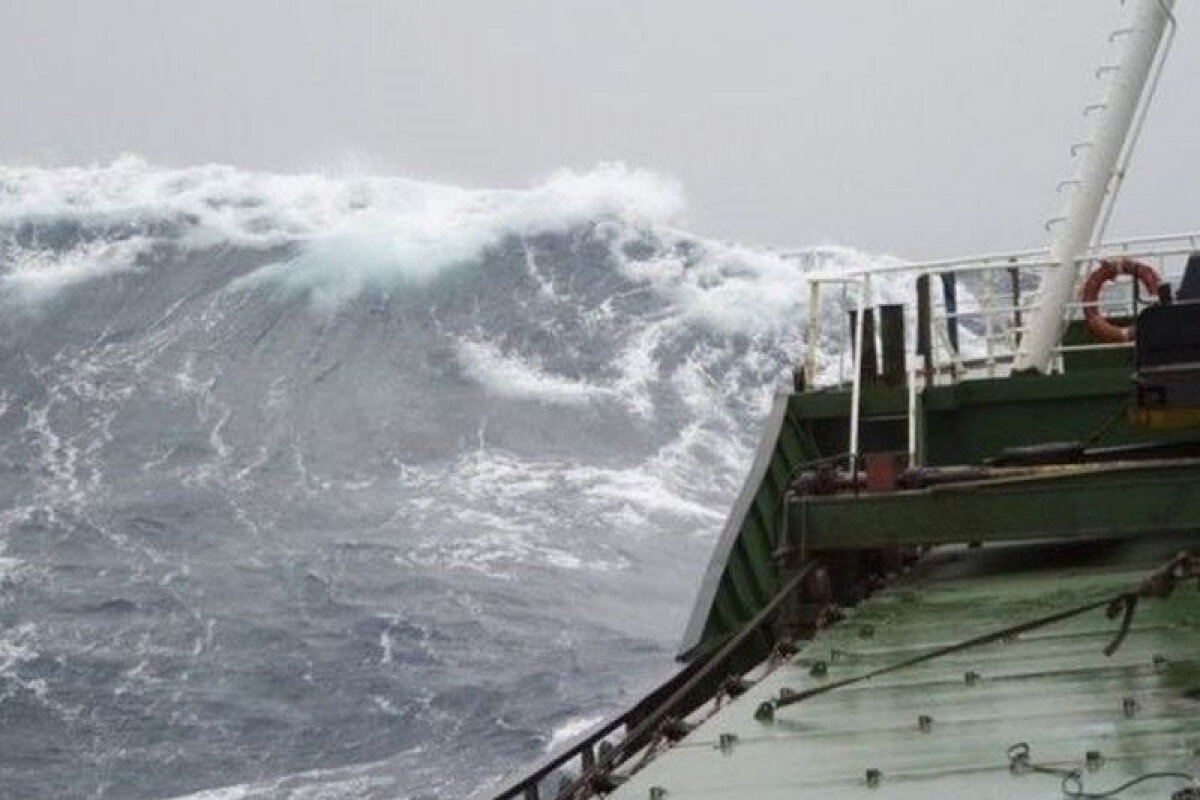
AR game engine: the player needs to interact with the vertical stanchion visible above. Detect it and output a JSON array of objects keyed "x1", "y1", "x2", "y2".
[{"x1": 849, "y1": 276, "x2": 869, "y2": 468}]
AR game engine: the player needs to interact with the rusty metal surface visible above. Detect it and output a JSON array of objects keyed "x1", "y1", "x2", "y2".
[{"x1": 613, "y1": 537, "x2": 1200, "y2": 799}]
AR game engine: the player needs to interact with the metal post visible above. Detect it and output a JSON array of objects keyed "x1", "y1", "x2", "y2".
[
  {"x1": 838, "y1": 285, "x2": 849, "y2": 385},
  {"x1": 806, "y1": 281, "x2": 821, "y2": 389},
  {"x1": 849, "y1": 276, "x2": 869, "y2": 467},
  {"x1": 984, "y1": 270, "x2": 996, "y2": 377},
  {"x1": 907, "y1": 364, "x2": 919, "y2": 467},
  {"x1": 1009, "y1": 266, "x2": 1023, "y2": 348},
  {"x1": 880, "y1": 304, "x2": 906, "y2": 387},
  {"x1": 941, "y1": 273, "x2": 960, "y2": 354},
  {"x1": 916, "y1": 274, "x2": 934, "y2": 386},
  {"x1": 860, "y1": 308, "x2": 878, "y2": 385},
  {"x1": 1015, "y1": 0, "x2": 1176, "y2": 374}
]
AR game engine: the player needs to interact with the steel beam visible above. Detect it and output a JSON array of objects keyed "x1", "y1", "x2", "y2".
[{"x1": 792, "y1": 461, "x2": 1200, "y2": 551}]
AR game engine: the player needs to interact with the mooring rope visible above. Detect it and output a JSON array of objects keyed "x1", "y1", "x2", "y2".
[
  {"x1": 769, "y1": 551, "x2": 1198, "y2": 712},
  {"x1": 1010, "y1": 741, "x2": 1198, "y2": 800},
  {"x1": 771, "y1": 594, "x2": 1125, "y2": 709},
  {"x1": 1061, "y1": 770, "x2": 1199, "y2": 800}
]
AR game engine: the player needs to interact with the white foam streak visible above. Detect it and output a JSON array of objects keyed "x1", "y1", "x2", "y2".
[
  {"x1": 1, "y1": 237, "x2": 151, "y2": 303},
  {"x1": 456, "y1": 340, "x2": 608, "y2": 406},
  {"x1": 618, "y1": 238, "x2": 906, "y2": 339},
  {"x1": 546, "y1": 714, "x2": 607, "y2": 752}
]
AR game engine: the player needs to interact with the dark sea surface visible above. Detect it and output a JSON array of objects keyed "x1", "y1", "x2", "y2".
[{"x1": 0, "y1": 159, "x2": 878, "y2": 799}]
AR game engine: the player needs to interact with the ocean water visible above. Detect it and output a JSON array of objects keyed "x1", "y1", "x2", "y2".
[{"x1": 0, "y1": 157, "x2": 891, "y2": 799}]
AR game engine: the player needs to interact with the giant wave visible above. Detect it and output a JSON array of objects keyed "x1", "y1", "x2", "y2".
[{"x1": 0, "y1": 157, "x2": 894, "y2": 799}]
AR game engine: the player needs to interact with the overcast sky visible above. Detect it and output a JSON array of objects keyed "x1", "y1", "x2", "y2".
[{"x1": 3, "y1": 0, "x2": 1197, "y2": 258}]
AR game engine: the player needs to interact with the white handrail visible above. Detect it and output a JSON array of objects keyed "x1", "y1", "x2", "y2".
[
  {"x1": 784, "y1": 231, "x2": 1200, "y2": 283},
  {"x1": 801, "y1": 229, "x2": 1196, "y2": 391}
]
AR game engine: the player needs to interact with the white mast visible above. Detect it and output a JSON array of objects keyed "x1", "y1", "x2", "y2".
[{"x1": 1014, "y1": 0, "x2": 1177, "y2": 374}]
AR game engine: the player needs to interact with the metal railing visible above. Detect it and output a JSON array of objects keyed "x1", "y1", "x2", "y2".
[
  {"x1": 489, "y1": 565, "x2": 815, "y2": 800},
  {"x1": 788, "y1": 230, "x2": 1200, "y2": 469}
]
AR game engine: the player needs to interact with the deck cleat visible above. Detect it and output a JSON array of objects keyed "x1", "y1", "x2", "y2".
[
  {"x1": 587, "y1": 771, "x2": 627, "y2": 794},
  {"x1": 659, "y1": 718, "x2": 694, "y2": 743},
  {"x1": 721, "y1": 675, "x2": 754, "y2": 698}
]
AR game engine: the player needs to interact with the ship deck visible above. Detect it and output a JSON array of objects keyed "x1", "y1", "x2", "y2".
[{"x1": 611, "y1": 535, "x2": 1200, "y2": 799}]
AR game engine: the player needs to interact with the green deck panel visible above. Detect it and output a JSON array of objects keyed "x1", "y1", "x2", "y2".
[
  {"x1": 620, "y1": 537, "x2": 1200, "y2": 800},
  {"x1": 794, "y1": 460, "x2": 1200, "y2": 551}
]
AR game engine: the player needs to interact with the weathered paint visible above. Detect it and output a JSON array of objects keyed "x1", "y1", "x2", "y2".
[
  {"x1": 622, "y1": 538, "x2": 1200, "y2": 799},
  {"x1": 794, "y1": 459, "x2": 1200, "y2": 551},
  {"x1": 680, "y1": 356, "x2": 1199, "y2": 660},
  {"x1": 678, "y1": 394, "x2": 821, "y2": 660},
  {"x1": 800, "y1": 367, "x2": 1166, "y2": 466}
]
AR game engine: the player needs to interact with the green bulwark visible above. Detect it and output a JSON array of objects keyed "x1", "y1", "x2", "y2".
[
  {"x1": 677, "y1": 395, "x2": 809, "y2": 661},
  {"x1": 679, "y1": 356, "x2": 1200, "y2": 661}
]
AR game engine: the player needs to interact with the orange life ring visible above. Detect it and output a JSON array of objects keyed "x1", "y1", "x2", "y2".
[{"x1": 1080, "y1": 258, "x2": 1161, "y2": 343}]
